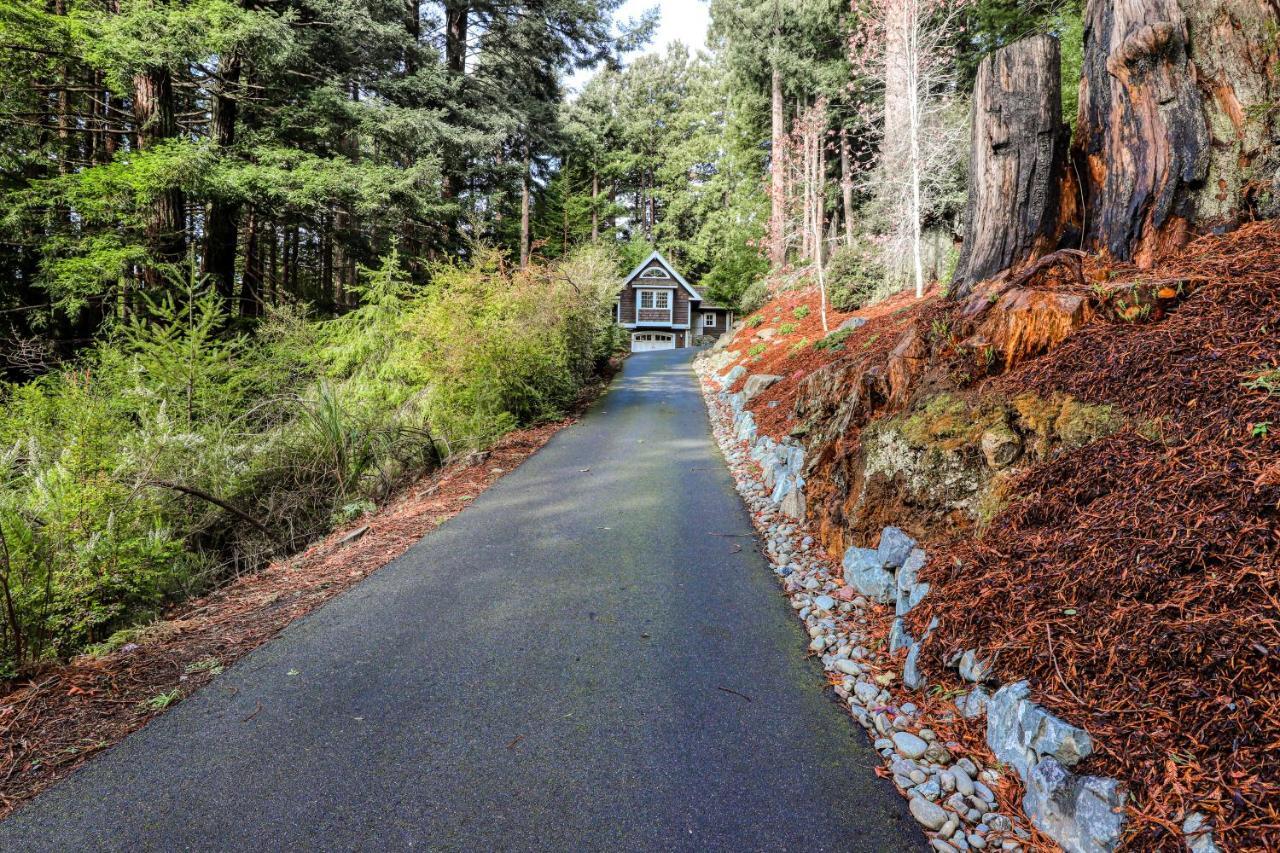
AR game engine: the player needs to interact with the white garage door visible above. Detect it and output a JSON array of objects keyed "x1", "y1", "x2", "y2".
[{"x1": 631, "y1": 332, "x2": 676, "y2": 352}]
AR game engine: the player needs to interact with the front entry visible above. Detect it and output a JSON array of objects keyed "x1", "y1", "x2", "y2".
[{"x1": 631, "y1": 332, "x2": 676, "y2": 352}]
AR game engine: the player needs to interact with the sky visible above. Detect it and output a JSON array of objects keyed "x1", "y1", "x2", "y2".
[{"x1": 566, "y1": 0, "x2": 712, "y2": 93}]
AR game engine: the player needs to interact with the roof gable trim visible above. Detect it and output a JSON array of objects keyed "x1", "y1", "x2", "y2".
[{"x1": 622, "y1": 251, "x2": 702, "y2": 301}]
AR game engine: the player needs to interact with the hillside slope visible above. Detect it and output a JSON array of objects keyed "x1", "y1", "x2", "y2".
[{"x1": 704, "y1": 224, "x2": 1279, "y2": 851}]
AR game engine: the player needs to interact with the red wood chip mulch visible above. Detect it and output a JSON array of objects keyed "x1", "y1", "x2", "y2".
[{"x1": 906, "y1": 223, "x2": 1280, "y2": 851}]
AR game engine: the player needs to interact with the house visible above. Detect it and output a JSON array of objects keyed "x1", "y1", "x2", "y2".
[{"x1": 615, "y1": 250, "x2": 734, "y2": 352}]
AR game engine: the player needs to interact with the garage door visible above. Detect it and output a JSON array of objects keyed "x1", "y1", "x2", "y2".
[{"x1": 631, "y1": 332, "x2": 676, "y2": 352}]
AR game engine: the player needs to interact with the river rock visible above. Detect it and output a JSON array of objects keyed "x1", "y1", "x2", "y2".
[
  {"x1": 893, "y1": 731, "x2": 929, "y2": 759},
  {"x1": 910, "y1": 795, "x2": 949, "y2": 831},
  {"x1": 952, "y1": 765, "x2": 976, "y2": 797}
]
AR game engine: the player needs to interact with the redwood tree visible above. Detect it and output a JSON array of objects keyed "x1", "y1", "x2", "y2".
[{"x1": 1075, "y1": 0, "x2": 1280, "y2": 265}]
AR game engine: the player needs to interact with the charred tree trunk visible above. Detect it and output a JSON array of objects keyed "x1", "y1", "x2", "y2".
[
  {"x1": 202, "y1": 54, "x2": 242, "y2": 303},
  {"x1": 952, "y1": 35, "x2": 1067, "y2": 298},
  {"x1": 133, "y1": 67, "x2": 185, "y2": 287},
  {"x1": 1075, "y1": 0, "x2": 1280, "y2": 266}
]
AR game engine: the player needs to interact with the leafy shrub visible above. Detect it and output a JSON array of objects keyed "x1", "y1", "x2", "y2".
[
  {"x1": 814, "y1": 328, "x2": 856, "y2": 352},
  {"x1": 748, "y1": 343, "x2": 766, "y2": 358},
  {"x1": 825, "y1": 240, "x2": 889, "y2": 311},
  {"x1": 746, "y1": 315, "x2": 764, "y2": 328},
  {"x1": 793, "y1": 305, "x2": 810, "y2": 320},
  {"x1": 0, "y1": 245, "x2": 620, "y2": 673},
  {"x1": 778, "y1": 323, "x2": 797, "y2": 335}
]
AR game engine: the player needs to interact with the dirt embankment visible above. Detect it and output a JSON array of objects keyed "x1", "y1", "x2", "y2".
[{"x1": 712, "y1": 225, "x2": 1280, "y2": 851}]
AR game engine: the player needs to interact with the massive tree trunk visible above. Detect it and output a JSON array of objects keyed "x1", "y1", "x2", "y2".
[
  {"x1": 952, "y1": 35, "x2": 1067, "y2": 298},
  {"x1": 202, "y1": 54, "x2": 242, "y2": 304},
  {"x1": 769, "y1": 61, "x2": 786, "y2": 266},
  {"x1": 1075, "y1": 0, "x2": 1280, "y2": 266},
  {"x1": 133, "y1": 67, "x2": 185, "y2": 288}
]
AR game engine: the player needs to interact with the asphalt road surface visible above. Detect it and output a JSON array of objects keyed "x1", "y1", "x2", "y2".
[{"x1": 0, "y1": 348, "x2": 923, "y2": 852}]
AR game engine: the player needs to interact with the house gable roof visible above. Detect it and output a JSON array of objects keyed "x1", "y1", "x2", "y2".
[{"x1": 622, "y1": 251, "x2": 702, "y2": 302}]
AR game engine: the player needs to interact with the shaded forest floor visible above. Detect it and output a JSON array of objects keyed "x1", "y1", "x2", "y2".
[
  {"x1": 0, "y1": 416, "x2": 580, "y2": 819},
  {"x1": 715, "y1": 225, "x2": 1280, "y2": 850}
]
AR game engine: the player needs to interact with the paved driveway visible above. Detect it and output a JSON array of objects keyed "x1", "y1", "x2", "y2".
[{"x1": 0, "y1": 349, "x2": 922, "y2": 852}]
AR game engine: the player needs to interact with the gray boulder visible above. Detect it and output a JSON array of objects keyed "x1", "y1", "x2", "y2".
[
  {"x1": 756, "y1": 327, "x2": 777, "y2": 341},
  {"x1": 838, "y1": 316, "x2": 868, "y2": 332},
  {"x1": 742, "y1": 373, "x2": 783, "y2": 401},
  {"x1": 710, "y1": 328, "x2": 737, "y2": 351},
  {"x1": 956, "y1": 687, "x2": 990, "y2": 720},
  {"x1": 842, "y1": 547, "x2": 894, "y2": 603},
  {"x1": 780, "y1": 486, "x2": 805, "y2": 521},
  {"x1": 1023, "y1": 757, "x2": 1126, "y2": 853},
  {"x1": 987, "y1": 681, "x2": 1094, "y2": 779},
  {"x1": 877, "y1": 526, "x2": 916, "y2": 568},
  {"x1": 889, "y1": 617, "x2": 914, "y2": 653},
  {"x1": 903, "y1": 642, "x2": 925, "y2": 690},
  {"x1": 896, "y1": 548, "x2": 927, "y2": 589},
  {"x1": 719, "y1": 364, "x2": 747, "y2": 388},
  {"x1": 958, "y1": 649, "x2": 995, "y2": 684}
]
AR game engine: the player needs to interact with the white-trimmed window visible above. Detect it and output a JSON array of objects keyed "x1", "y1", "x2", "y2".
[
  {"x1": 701, "y1": 311, "x2": 717, "y2": 329},
  {"x1": 638, "y1": 289, "x2": 671, "y2": 311}
]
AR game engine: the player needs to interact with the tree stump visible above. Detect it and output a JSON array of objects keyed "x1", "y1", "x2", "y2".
[
  {"x1": 1075, "y1": 0, "x2": 1280, "y2": 266},
  {"x1": 952, "y1": 35, "x2": 1067, "y2": 298}
]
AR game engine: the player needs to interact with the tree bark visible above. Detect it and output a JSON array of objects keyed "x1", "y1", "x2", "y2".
[
  {"x1": 840, "y1": 127, "x2": 855, "y2": 247},
  {"x1": 769, "y1": 62, "x2": 786, "y2": 266},
  {"x1": 241, "y1": 207, "x2": 262, "y2": 317},
  {"x1": 441, "y1": 2, "x2": 469, "y2": 203},
  {"x1": 520, "y1": 152, "x2": 531, "y2": 268},
  {"x1": 202, "y1": 54, "x2": 242, "y2": 304},
  {"x1": 591, "y1": 171, "x2": 599, "y2": 242},
  {"x1": 133, "y1": 66, "x2": 185, "y2": 287},
  {"x1": 1075, "y1": 0, "x2": 1280, "y2": 266},
  {"x1": 403, "y1": 0, "x2": 420, "y2": 76},
  {"x1": 952, "y1": 35, "x2": 1067, "y2": 298}
]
